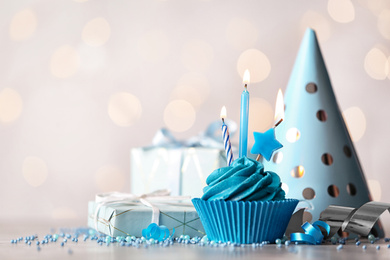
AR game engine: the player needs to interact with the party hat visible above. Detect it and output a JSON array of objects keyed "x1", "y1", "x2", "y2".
[{"x1": 261, "y1": 28, "x2": 384, "y2": 237}]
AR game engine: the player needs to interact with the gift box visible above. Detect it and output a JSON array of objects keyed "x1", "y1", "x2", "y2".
[
  {"x1": 88, "y1": 200, "x2": 205, "y2": 238},
  {"x1": 130, "y1": 147, "x2": 226, "y2": 198}
]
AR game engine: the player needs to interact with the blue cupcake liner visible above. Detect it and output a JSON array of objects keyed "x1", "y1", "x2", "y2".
[{"x1": 192, "y1": 198, "x2": 298, "y2": 244}]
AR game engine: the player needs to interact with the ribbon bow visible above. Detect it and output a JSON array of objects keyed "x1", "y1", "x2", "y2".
[
  {"x1": 94, "y1": 189, "x2": 191, "y2": 234},
  {"x1": 152, "y1": 120, "x2": 237, "y2": 148}
]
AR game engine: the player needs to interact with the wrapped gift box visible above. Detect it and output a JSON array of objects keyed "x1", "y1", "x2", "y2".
[
  {"x1": 130, "y1": 147, "x2": 226, "y2": 198},
  {"x1": 88, "y1": 201, "x2": 205, "y2": 238}
]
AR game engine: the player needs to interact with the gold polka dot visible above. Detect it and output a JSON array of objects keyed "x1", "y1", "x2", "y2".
[
  {"x1": 367, "y1": 179, "x2": 382, "y2": 201},
  {"x1": 0, "y1": 88, "x2": 23, "y2": 124},
  {"x1": 226, "y1": 18, "x2": 258, "y2": 50},
  {"x1": 181, "y1": 40, "x2": 214, "y2": 71},
  {"x1": 22, "y1": 156, "x2": 48, "y2": 187},
  {"x1": 342, "y1": 107, "x2": 366, "y2": 142},
  {"x1": 164, "y1": 100, "x2": 196, "y2": 132},
  {"x1": 51, "y1": 207, "x2": 78, "y2": 219},
  {"x1": 138, "y1": 30, "x2": 170, "y2": 62},
  {"x1": 171, "y1": 73, "x2": 210, "y2": 108},
  {"x1": 9, "y1": 9, "x2": 37, "y2": 41},
  {"x1": 50, "y1": 45, "x2": 80, "y2": 78},
  {"x1": 108, "y1": 92, "x2": 142, "y2": 127},
  {"x1": 82, "y1": 17, "x2": 111, "y2": 47},
  {"x1": 301, "y1": 11, "x2": 331, "y2": 42},
  {"x1": 327, "y1": 0, "x2": 355, "y2": 23},
  {"x1": 237, "y1": 49, "x2": 271, "y2": 83},
  {"x1": 364, "y1": 47, "x2": 388, "y2": 80},
  {"x1": 95, "y1": 166, "x2": 126, "y2": 192},
  {"x1": 378, "y1": 9, "x2": 390, "y2": 40}
]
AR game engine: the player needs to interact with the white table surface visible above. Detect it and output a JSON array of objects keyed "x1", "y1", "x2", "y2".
[{"x1": 2, "y1": 220, "x2": 390, "y2": 260}]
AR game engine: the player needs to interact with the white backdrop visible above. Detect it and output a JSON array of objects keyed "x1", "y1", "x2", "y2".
[{"x1": 1, "y1": 0, "x2": 390, "y2": 233}]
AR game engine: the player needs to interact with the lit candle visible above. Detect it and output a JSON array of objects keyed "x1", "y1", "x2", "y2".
[
  {"x1": 220, "y1": 106, "x2": 234, "y2": 166},
  {"x1": 274, "y1": 89, "x2": 284, "y2": 127},
  {"x1": 239, "y1": 69, "x2": 250, "y2": 157}
]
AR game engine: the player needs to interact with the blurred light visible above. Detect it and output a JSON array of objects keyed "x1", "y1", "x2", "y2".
[
  {"x1": 138, "y1": 30, "x2": 170, "y2": 63},
  {"x1": 226, "y1": 18, "x2": 258, "y2": 50},
  {"x1": 248, "y1": 97, "x2": 274, "y2": 134},
  {"x1": 9, "y1": 9, "x2": 37, "y2": 41},
  {"x1": 108, "y1": 92, "x2": 142, "y2": 127},
  {"x1": 181, "y1": 40, "x2": 214, "y2": 72},
  {"x1": 82, "y1": 17, "x2": 111, "y2": 47},
  {"x1": 50, "y1": 45, "x2": 80, "y2": 78},
  {"x1": 164, "y1": 100, "x2": 196, "y2": 132},
  {"x1": 365, "y1": 0, "x2": 390, "y2": 16},
  {"x1": 171, "y1": 73, "x2": 210, "y2": 108},
  {"x1": 22, "y1": 156, "x2": 48, "y2": 187},
  {"x1": 378, "y1": 9, "x2": 390, "y2": 40},
  {"x1": 301, "y1": 11, "x2": 331, "y2": 42},
  {"x1": 237, "y1": 49, "x2": 271, "y2": 83},
  {"x1": 367, "y1": 179, "x2": 382, "y2": 201},
  {"x1": 51, "y1": 207, "x2": 78, "y2": 219},
  {"x1": 327, "y1": 0, "x2": 355, "y2": 23},
  {"x1": 0, "y1": 88, "x2": 23, "y2": 124},
  {"x1": 95, "y1": 165, "x2": 125, "y2": 192},
  {"x1": 364, "y1": 47, "x2": 388, "y2": 80},
  {"x1": 342, "y1": 106, "x2": 366, "y2": 142}
]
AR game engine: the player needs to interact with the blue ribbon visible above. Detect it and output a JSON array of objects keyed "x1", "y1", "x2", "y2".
[
  {"x1": 290, "y1": 221, "x2": 330, "y2": 245},
  {"x1": 142, "y1": 223, "x2": 175, "y2": 241}
]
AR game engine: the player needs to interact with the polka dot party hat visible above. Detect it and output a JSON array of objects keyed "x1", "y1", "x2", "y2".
[{"x1": 261, "y1": 28, "x2": 384, "y2": 237}]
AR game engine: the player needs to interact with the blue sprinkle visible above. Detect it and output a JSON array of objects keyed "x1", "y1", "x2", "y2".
[
  {"x1": 356, "y1": 241, "x2": 361, "y2": 246},
  {"x1": 37, "y1": 246, "x2": 41, "y2": 251},
  {"x1": 61, "y1": 242, "x2": 64, "y2": 247},
  {"x1": 376, "y1": 245, "x2": 380, "y2": 250},
  {"x1": 28, "y1": 241, "x2": 31, "y2": 246},
  {"x1": 36, "y1": 241, "x2": 40, "y2": 245},
  {"x1": 385, "y1": 238, "x2": 390, "y2": 242},
  {"x1": 337, "y1": 245, "x2": 343, "y2": 250},
  {"x1": 387, "y1": 244, "x2": 390, "y2": 249},
  {"x1": 362, "y1": 245, "x2": 367, "y2": 250}
]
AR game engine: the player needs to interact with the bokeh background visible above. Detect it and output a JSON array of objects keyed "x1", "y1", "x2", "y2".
[{"x1": 1, "y1": 0, "x2": 390, "y2": 233}]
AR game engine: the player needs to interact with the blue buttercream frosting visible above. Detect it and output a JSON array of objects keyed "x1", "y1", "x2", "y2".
[{"x1": 202, "y1": 157, "x2": 286, "y2": 201}]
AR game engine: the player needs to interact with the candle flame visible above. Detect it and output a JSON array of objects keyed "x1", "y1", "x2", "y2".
[
  {"x1": 220, "y1": 106, "x2": 227, "y2": 119},
  {"x1": 274, "y1": 89, "x2": 284, "y2": 123},
  {"x1": 243, "y1": 69, "x2": 250, "y2": 85}
]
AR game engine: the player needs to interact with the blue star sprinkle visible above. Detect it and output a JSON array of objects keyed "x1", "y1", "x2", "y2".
[{"x1": 251, "y1": 128, "x2": 283, "y2": 161}]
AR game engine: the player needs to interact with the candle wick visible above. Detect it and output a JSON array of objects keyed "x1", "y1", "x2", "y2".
[
  {"x1": 244, "y1": 84, "x2": 247, "y2": 89},
  {"x1": 274, "y1": 118, "x2": 283, "y2": 128},
  {"x1": 222, "y1": 118, "x2": 225, "y2": 124},
  {"x1": 256, "y1": 154, "x2": 261, "y2": 162}
]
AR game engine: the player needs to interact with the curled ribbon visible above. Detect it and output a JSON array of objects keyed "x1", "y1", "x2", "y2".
[
  {"x1": 290, "y1": 221, "x2": 330, "y2": 245},
  {"x1": 152, "y1": 120, "x2": 237, "y2": 149},
  {"x1": 94, "y1": 189, "x2": 191, "y2": 236},
  {"x1": 319, "y1": 201, "x2": 390, "y2": 238},
  {"x1": 142, "y1": 223, "x2": 175, "y2": 241}
]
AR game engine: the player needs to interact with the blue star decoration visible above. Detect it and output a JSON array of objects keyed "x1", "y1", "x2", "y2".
[{"x1": 251, "y1": 128, "x2": 283, "y2": 161}]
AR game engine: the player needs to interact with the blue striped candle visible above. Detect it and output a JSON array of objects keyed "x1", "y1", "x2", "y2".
[{"x1": 220, "y1": 106, "x2": 233, "y2": 166}]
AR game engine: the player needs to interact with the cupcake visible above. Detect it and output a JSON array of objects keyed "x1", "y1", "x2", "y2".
[{"x1": 192, "y1": 156, "x2": 298, "y2": 244}]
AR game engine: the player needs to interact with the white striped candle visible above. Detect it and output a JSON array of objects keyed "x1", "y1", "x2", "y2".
[{"x1": 220, "y1": 106, "x2": 234, "y2": 166}]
